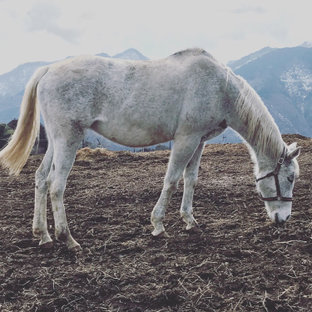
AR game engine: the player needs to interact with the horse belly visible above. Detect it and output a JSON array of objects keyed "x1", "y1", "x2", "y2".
[{"x1": 91, "y1": 119, "x2": 174, "y2": 147}]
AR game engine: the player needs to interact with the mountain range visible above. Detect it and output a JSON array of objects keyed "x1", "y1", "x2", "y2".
[
  {"x1": 0, "y1": 45, "x2": 312, "y2": 148},
  {"x1": 0, "y1": 48, "x2": 148, "y2": 123},
  {"x1": 229, "y1": 45, "x2": 312, "y2": 136}
]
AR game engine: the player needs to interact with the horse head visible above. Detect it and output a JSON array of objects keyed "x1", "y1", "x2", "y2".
[{"x1": 256, "y1": 143, "x2": 301, "y2": 224}]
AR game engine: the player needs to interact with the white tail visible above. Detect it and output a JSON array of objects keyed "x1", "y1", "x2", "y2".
[{"x1": 0, "y1": 66, "x2": 49, "y2": 175}]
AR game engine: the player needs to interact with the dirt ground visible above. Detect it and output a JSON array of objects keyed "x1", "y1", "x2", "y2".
[{"x1": 0, "y1": 134, "x2": 312, "y2": 312}]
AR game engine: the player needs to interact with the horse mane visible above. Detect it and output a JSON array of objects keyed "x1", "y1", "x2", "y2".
[{"x1": 234, "y1": 77, "x2": 285, "y2": 161}]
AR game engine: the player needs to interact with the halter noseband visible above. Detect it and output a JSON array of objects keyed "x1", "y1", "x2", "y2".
[{"x1": 256, "y1": 147, "x2": 292, "y2": 202}]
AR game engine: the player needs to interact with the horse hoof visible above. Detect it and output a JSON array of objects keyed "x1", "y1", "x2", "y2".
[
  {"x1": 186, "y1": 223, "x2": 194, "y2": 230},
  {"x1": 151, "y1": 225, "x2": 166, "y2": 236},
  {"x1": 69, "y1": 244, "x2": 82, "y2": 252},
  {"x1": 186, "y1": 222, "x2": 199, "y2": 231},
  {"x1": 152, "y1": 229, "x2": 162, "y2": 236},
  {"x1": 152, "y1": 230, "x2": 169, "y2": 238},
  {"x1": 151, "y1": 221, "x2": 166, "y2": 237},
  {"x1": 186, "y1": 225, "x2": 202, "y2": 234},
  {"x1": 159, "y1": 231, "x2": 170, "y2": 238},
  {"x1": 67, "y1": 239, "x2": 82, "y2": 251},
  {"x1": 39, "y1": 240, "x2": 54, "y2": 249},
  {"x1": 182, "y1": 214, "x2": 198, "y2": 231}
]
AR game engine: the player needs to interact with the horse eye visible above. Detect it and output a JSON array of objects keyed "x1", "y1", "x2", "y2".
[{"x1": 287, "y1": 174, "x2": 294, "y2": 183}]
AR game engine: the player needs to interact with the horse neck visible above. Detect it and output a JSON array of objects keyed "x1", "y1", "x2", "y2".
[{"x1": 227, "y1": 78, "x2": 285, "y2": 170}]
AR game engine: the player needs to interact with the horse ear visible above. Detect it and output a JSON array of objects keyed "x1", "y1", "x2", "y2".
[
  {"x1": 288, "y1": 142, "x2": 297, "y2": 151},
  {"x1": 287, "y1": 143, "x2": 301, "y2": 159}
]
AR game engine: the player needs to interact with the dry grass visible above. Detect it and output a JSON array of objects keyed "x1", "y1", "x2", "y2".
[{"x1": 0, "y1": 134, "x2": 311, "y2": 311}]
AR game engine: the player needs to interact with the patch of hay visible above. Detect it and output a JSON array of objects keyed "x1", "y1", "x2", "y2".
[{"x1": 76, "y1": 147, "x2": 118, "y2": 161}]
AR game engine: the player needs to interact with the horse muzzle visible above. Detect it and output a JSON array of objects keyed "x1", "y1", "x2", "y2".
[
  {"x1": 274, "y1": 212, "x2": 291, "y2": 225},
  {"x1": 265, "y1": 204, "x2": 291, "y2": 225}
]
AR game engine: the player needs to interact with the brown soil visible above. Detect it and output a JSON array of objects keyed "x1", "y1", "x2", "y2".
[{"x1": 1, "y1": 134, "x2": 312, "y2": 311}]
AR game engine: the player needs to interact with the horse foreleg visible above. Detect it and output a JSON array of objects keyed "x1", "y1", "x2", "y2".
[
  {"x1": 48, "y1": 136, "x2": 82, "y2": 250},
  {"x1": 33, "y1": 145, "x2": 53, "y2": 247},
  {"x1": 151, "y1": 135, "x2": 201, "y2": 236},
  {"x1": 180, "y1": 142, "x2": 204, "y2": 230}
]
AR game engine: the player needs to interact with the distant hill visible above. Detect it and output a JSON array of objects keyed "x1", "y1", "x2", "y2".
[
  {"x1": 228, "y1": 47, "x2": 275, "y2": 71},
  {"x1": 1, "y1": 45, "x2": 312, "y2": 149},
  {"x1": 113, "y1": 48, "x2": 149, "y2": 60},
  {"x1": 229, "y1": 46, "x2": 312, "y2": 137},
  {"x1": 0, "y1": 49, "x2": 148, "y2": 123},
  {"x1": 0, "y1": 48, "x2": 158, "y2": 151},
  {"x1": 202, "y1": 45, "x2": 312, "y2": 143},
  {"x1": 0, "y1": 61, "x2": 51, "y2": 122}
]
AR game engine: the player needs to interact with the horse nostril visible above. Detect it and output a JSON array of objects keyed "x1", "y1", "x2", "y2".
[
  {"x1": 274, "y1": 213, "x2": 289, "y2": 226},
  {"x1": 274, "y1": 213, "x2": 285, "y2": 225},
  {"x1": 275, "y1": 213, "x2": 279, "y2": 224}
]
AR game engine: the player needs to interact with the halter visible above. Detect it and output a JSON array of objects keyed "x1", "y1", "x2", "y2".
[{"x1": 256, "y1": 147, "x2": 292, "y2": 202}]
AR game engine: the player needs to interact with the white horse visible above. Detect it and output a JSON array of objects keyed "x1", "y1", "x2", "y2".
[{"x1": 0, "y1": 49, "x2": 300, "y2": 250}]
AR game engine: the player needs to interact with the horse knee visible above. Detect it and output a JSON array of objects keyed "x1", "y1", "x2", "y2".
[
  {"x1": 35, "y1": 170, "x2": 48, "y2": 193},
  {"x1": 164, "y1": 180, "x2": 178, "y2": 193},
  {"x1": 35, "y1": 152, "x2": 53, "y2": 191},
  {"x1": 48, "y1": 179, "x2": 65, "y2": 201},
  {"x1": 184, "y1": 174, "x2": 198, "y2": 188},
  {"x1": 47, "y1": 170, "x2": 65, "y2": 200},
  {"x1": 50, "y1": 187, "x2": 63, "y2": 201}
]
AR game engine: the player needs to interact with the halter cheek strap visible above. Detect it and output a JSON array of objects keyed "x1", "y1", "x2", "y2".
[{"x1": 256, "y1": 147, "x2": 293, "y2": 202}]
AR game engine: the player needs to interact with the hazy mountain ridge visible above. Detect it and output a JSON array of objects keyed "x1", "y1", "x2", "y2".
[
  {"x1": 0, "y1": 61, "x2": 52, "y2": 122},
  {"x1": 280, "y1": 64, "x2": 312, "y2": 109},
  {"x1": 0, "y1": 48, "x2": 156, "y2": 151},
  {"x1": 1, "y1": 45, "x2": 312, "y2": 149},
  {"x1": 230, "y1": 46, "x2": 312, "y2": 137},
  {"x1": 0, "y1": 49, "x2": 148, "y2": 122},
  {"x1": 228, "y1": 47, "x2": 275, "y2": 71}
]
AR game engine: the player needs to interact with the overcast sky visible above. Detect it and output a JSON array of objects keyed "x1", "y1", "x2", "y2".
[{"x1": 0, "y1": 0, "x2": 311, "y2": 75}]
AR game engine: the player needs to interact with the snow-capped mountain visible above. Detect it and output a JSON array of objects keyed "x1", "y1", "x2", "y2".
[
  {"x1": 280, "y1": 64, "x2": 312, "y2": 112},
  {"x1": 229, "y1": 46, "x2": 312, "y2": 137}
]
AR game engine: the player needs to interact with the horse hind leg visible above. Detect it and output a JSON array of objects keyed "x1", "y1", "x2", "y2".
[
  {"x1": 48, "y1": 132, "x2": 83, "y2": 250},
  {"x1": 180, "y1": 142, "x2": 204, "y2": 230},
  {"x1": 33, "y1": 144, "x2": 53, "y2": 247}
]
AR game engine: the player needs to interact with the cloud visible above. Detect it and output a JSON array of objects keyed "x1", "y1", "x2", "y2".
[
  {"x1": 230, "y1": 4, "x2": 267, "y2": 14},
  {"x1": 25, "y1": 1, "x2": 80, "y2": 43},
  {"x1": 0, "y1": 0, "x2": 311, "y2": 75}
]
